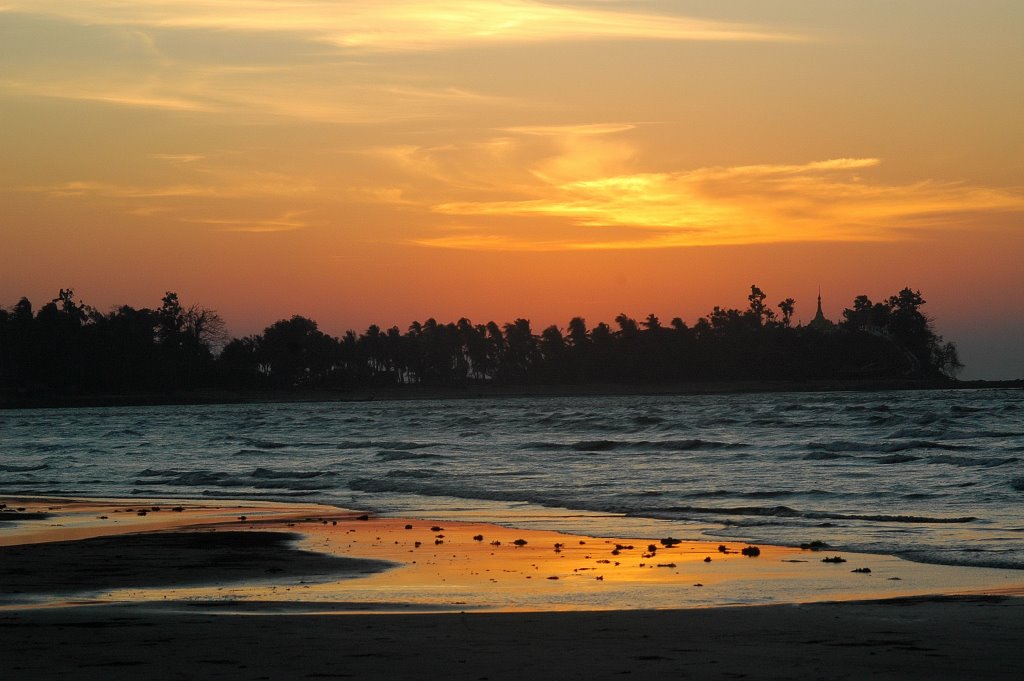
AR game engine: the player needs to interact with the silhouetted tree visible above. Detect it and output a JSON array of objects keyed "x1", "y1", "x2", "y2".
[
  {"x1": 1, "y1": 284, "x2": 967, "y2": 403},
  {"x1": 778, "y1": 298, "x2": 796, "y2": 328},
  {"x1": 259, "y1": 316, "x2": 339, "y2": 387}
]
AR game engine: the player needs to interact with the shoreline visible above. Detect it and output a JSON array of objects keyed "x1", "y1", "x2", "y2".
[
  {"x1": 3, "y1": 495, "x2": 1023, "y2": 680},
  {"x1": 2, "y1": 495, "x2": 1020, "y2": 613},
  {"x1": 3, "y1": 377, "x2": 1021, "y2": 410}
]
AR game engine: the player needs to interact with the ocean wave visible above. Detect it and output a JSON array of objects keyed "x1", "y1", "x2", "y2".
[
  {"x1": 245, "y1": 439, "x2": 290, "y2": 450},
  {"x1": 663, "y1": 504, "x2": 802, "y2": 517},
  {"x1": 926, "y1": 455, "x2": 1017, "y2": 467},
  {"x1": 21, "y1": 442, "x2": 67, "y2": 453},
  {"x1": 252, "y1": 479, "x2": 334, "y2": 491},
  {"x1": 682, "y1": 489, "x2": 811, "y2": 500},
  {"x1": 803, "y1": 451, "x2": 850, "y2": 461},
  {"x1": 250, "y1": 467, "x2": 336, "y2": 480},
  {"x1": 103, "y1": 428, "x2": 145, "y2": 437},
  {"x1": 807, "y1": 440, "x2": 870, "y2": 453},
  {"x1": 882, "y1": 440, "x2": 978, "y2": 452},
  {"x1": 133, "y1": 466, "x2": 338, "y2": 490},
  {"x1": 696, "y1": 417, "x2": 742, "y2": 426},
  {"x1": 337, "y1": 440, "x2": 438, "y2": 450},
  {"x1": 0, "y1": 478, "x2": 57, "y2": 487},
  {"x1": 135, "y1": 470, "x2": 239, "y2": 486},
  {"x1": 347, "y1": 477, "x2": 559, "y2": 506},
  {"x1": 875, "y1": 454, "x2": 919, "y2": 464},
  {"x1": 845, "y1": 404, "x2": 892, "y2": 412},
  {"x1": 0, "y1": 463, "x2": 49, "y2": 472},
  {"x1": 950, "y1": 405, "x2": 986, "y2": 414},
  {"x1": 808, "y1": 439, "x2": 978, "y2": 454},
  {"x1": 375, "y1": 450, "x2": 444, "y2": 462},
  {"x1": 720, "y1": 519, "x2": 788, "y2": 527},
  {"x1": 519, "y1": 438, "x2": 747, "y2": 453},
  {"x1": 192, "y1": 489, "x2": 316, "y2": 499},
  {"x1": 571, "y1": 440, "x2": 620, "y2": 451},
  {"x1": 896, "y1": 548, "x2": 1024, "y2": 570},
  {"x1": 233, "y1": 448, "x2": 278, "y2": 457},
  {"x1": 657, "y1": 504, "x2": 975, "y2": 524},
  {"x1": 385, "y1": 470, "x2": 437, "y2": 479},
  {"x1": 885, "y1": 427, "x2": 947, "y2": 439}
]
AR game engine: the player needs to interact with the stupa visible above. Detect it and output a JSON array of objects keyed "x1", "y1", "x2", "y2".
[{"x1": 808, "y1": 289, "x2": 835, "y2": 332}]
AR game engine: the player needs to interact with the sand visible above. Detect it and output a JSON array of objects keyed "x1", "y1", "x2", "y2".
[{"x1": 2, "y1": 495, "x2": 1022, "y2": 680}]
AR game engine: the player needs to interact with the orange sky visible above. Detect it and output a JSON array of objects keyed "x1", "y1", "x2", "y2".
[{"x1": 2, "y1": 2, "x2": 1022, "y2": 378}]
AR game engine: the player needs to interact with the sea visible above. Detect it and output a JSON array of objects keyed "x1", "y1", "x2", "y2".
[{"x1": 2, "y1": 389, "x2": 1022, "y2": 571}]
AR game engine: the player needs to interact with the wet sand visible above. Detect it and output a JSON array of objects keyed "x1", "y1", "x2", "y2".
[
  {"x1": 2, "y1": 496, "x2": 1022, "y2": 680},
  {"x1": 4, "y1": 596, "x2": 1022, "y2": 680}
]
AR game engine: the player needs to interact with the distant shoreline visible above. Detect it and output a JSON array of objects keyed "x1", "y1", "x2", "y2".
[{"x1": 2, "y1": 378, "x2": 1021, "y2": 410}]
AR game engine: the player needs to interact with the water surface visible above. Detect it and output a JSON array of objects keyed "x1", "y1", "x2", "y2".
[{"x1": 3, "y1": 389, "x2": 1021, "y2": 569}]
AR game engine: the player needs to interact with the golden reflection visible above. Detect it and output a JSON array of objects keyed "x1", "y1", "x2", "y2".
[{"x1": 6, "y1": 498, "x2": 1021, "y2": 614}]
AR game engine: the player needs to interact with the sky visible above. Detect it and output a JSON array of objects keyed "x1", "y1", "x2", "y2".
[{"x1": 1, "y1": 1, "x2": 1022, "y2": 379}]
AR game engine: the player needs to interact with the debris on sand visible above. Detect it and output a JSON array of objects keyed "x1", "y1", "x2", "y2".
[{"x1": 741, "y1": 546, "x2": 761, "y2": 557}]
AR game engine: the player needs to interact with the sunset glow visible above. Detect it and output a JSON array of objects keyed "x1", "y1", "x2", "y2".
[{"x1": 2, "y1": 1, "x2": 1022, "y2": 377}]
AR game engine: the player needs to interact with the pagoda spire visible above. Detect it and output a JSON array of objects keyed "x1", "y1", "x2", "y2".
[{"x1": 809, "y1": 286, "x2": 834, "y2": 331}]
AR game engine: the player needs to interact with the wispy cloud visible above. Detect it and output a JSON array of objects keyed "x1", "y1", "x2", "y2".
[
  {"x1": 185, "y1": 211, "x2": 309, "y2": 233},
  {"x1": 15, "y1": 168, "x2": 319, "y2": 233},
  {"x1": 7, "y1": 2, "x2": 804, "y2": 51},
  {"x1": 22, "y1": 180, "x2": 220, "y2": 199},
  {"x1": 0, "y1": 78, "x2": 212, "y2": 113},
  {"x1": 1, "y1": 3, "x2": 800, "y2": 121},
  {"x1": 388, "y1": 127, "x2": 1024, "y2": 251},
  {"x1": 150, "y1": 153, "x2": 205, "y2": 164},
  {"x1": 1, "y1": 62, "x2": 515, "y2": 123},
  {"x1": 503, "y1": 123, "x2": 639, "y2": 137},
  {"x1": 21, "y1": 174, "x2": 315, "y2": 200}
]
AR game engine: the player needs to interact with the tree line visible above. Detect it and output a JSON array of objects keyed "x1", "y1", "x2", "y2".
[{"x1": 0, "y1": 285, "x2": 962, "y2": 400}]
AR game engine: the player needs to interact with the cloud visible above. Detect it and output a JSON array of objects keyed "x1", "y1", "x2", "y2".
[
  {"x1": 8, "y1": 2, "x2": 803, "y2": 51},
  {"x1": 0, "y1": 58, "x2": 516, "y2": 123},
  {"x1": 0, "y1": 78, "x2": 212, "y2": 112},
  {"x1": 21, "y1": 175, "x2": 315, "y2": 200},
  {"x1": 15, "y1": 167, "x2": 319, "y2": 233},
  {"x1": 1, "y1": 3, "x2": 800, "y2": 122},
  {"x1": 150, "y1": 153, "x2": 205, "y2": 164},
  {"x1": 403, "y1": 133, "x2": 1024, "y2": 250},
  {"x1": 503, "y1": 123, "x2": 639, "y2": 137},
  {"x1": 185, "y1": 211, "x2": 309, "y2": 233}
]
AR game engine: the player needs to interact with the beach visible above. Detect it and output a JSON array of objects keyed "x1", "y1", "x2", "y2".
[{"x1": 2, "y1": 496, "x2": 1022, "y2": 680}]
